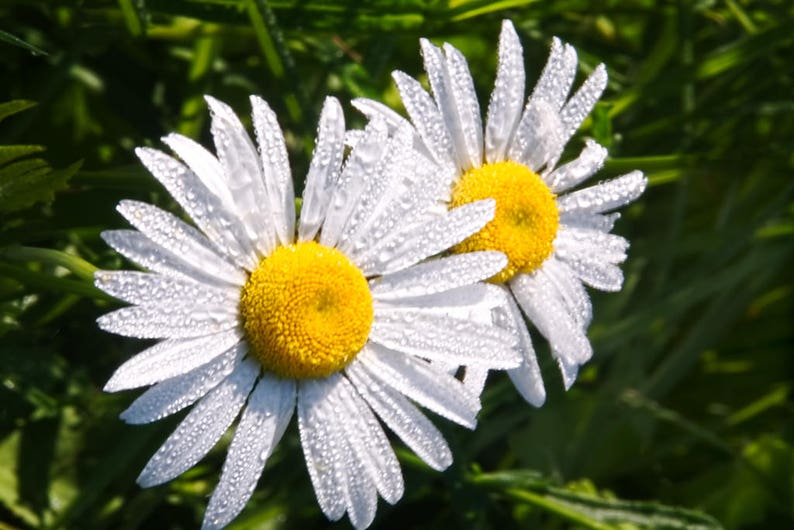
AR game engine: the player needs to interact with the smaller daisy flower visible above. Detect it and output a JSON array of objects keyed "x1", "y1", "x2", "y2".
[
  {"x1": 96, "y1": 95, "x2": 520, "y2": 529},
  {"x1": 353, "y1": 20, "x2": 647, "y2": 404}
]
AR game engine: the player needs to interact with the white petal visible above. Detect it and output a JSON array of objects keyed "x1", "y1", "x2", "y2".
[
  {"x1": 250, "y1": 95, "x2": 296, "y2": 247},
  {"x1": 351, "y1": 98, "x2": 437, "y2": 163},
  {"x1": 507, "y1": 98, "x2": 566, "y2": 172},
  {"x1": 97, "y1": 303, "x2": 238, "y2": 340},
  {"x1": 547, "y1": 139, "x2": 608, "y2": 193},
  {"x1": 370, "y1": 309, "x2": 519, "y2": 369},
  {"x1": 100, "y1": 230, "x2": 240, "y2": 288},
  {"x1": 503, "y1": 291, "x2": 546, "y2": 407},
  {"x1": 360, "y1": 199, "x2": 495, "y2": 276},
  {"x1": 485, "y1": 20, "x2": 525, "y2": 163},
  {"x1": 529, "y1": 38, "x2": 578, "y2": 112},
  {"x1": 115, "y1": 200, "x2": 247, "y2": 285},
  {"x1": 298, "y1": 377, "x2": 347, "y2": 521},
  {"x1": 358, "y1": 344, "x2": 480, "y2": 428},
  {"x1": 541, "y1": 256, "x2": 593, "y2": 327},
  {"x1": 556, "y1": 227, "x2": 629, "y2": 264},
  {"x1": 556, "y1": 170, "x2": 647, "y2": 214},
  {"x1": 134, "y1": 148, "x2": 259, "y2": 270},
  {"x1": 420, "y1": 39, "x2": 468, "y2": 171},
  {"x1": 370, "y1": 251, "x2": 506, "y2": 301},
  {"x1": 120, "y1": 346, "x2": 244, "y2": 424},
  {"x1": 392, "y1": 70, "x2": 455, "y2": 167},
  {"x1": 299, "y1": 97, "x2": 346, "y2": 241},
  {"x1": 443, "y1": 42, "x2": 483, "y2": 169},
  {"x1": 346, "y1": 361, "x2": 452, "y2": 471},
  {"x1": 510, "y1": 272, "x2": 592, "y2": 365},
  {"x1": 202, "y1": 374, "x2": 296, "y2": 530},
  {"x1": 161, "y1": 133, "x2": 235, "y2": 207},
  {"x1": 335, "y1": 375, "x2": 403, "y2": 504},
  {"x1": 94, "y1": 270, "x2": 238, "y2": 307},
  {"x1": 205, "y1": 96, "x2": 279, "y2": 258},
  {"x1": 559, "y1": 254, "x2": 625, "y2": 292},
  {"x1": 336, "y1": 128, "x2": 412, "y2": 252},
  {"x1": 137, "y1": 358, "x2": 259, "y2": 487},
  {"x1": 560, "y1": 211, "x2": 621, "y2": 232},
  {"x1": 556, "y1": 353, "x2": 580, "y2": 391},
  {"x1": 338, "y1": 430, "x2": 377, "y2": 530},
  {"x1": 462, "y1": 366, "x2": 489, "y2": 398},
  {"x1": 560, "y1": 64, "x2": 608, "y2": 140},
  {"x1": 320, "y1": 119, "x2": 389, "y2": 249},
  {"x1": 104, "y1": 331, "x2": 242, "y2": 392}
]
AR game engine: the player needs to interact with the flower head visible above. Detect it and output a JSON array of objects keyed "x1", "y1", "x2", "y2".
[
  {"x1": 353, "y1": 20, "x2": 647, "y2": 403},
  {"x1": 96, "y1": 95, "x2": 520, "y2": 529}
]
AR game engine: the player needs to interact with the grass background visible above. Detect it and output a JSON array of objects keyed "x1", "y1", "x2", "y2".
[{"x1": 1, "y1": 1, "x2": 792, "y2": 529}]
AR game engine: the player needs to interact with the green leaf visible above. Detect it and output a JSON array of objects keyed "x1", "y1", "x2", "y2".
[
  {"x1": 0, "y1": 100, "x2": 37, "y2": 122},
  {"x1": 0, "y1": 145, "x2": 45, "y2": 167},
  {"x1": 0, "y1": 30, "x2": 48, "y2": 56},
  {"x1": 0, "y1": 159, "x2": 82, "y2": 213}
]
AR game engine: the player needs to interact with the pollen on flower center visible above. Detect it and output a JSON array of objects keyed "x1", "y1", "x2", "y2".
[
  {"x1": 449, "y1": 161, "x2": 559, "y2": 283},
  {"x1": 240, "y1": 241, "x2": 373, "y2": 379}
]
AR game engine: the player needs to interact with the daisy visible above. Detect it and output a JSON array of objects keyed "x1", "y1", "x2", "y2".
[
  {"x1": 95, "y1": 95, "x2": 521, "y2": 529},
  {"x1": 353, "y1": 20, "x2": 647, "y2": 405}
]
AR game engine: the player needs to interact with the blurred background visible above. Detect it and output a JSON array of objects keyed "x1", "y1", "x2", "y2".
[{"x1": 1, "y1": 1, "x2": 792, "y2": 529}]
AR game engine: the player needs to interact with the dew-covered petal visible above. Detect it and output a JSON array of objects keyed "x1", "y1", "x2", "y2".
[
  {"x1": 392, "y1": 70, "x2": 455, "y2": 167},
  {"x1": 558, "y1": 253, "x2": 625, "y2": 292},
  {"x1": 298, "y1": 377, "x2": 348, "y2": 521},
  {"x1": 556, "y1": 227, "x2": 629, "y2": 264},
  {"x1": 335, "y1": 374, "x2": 403, "y2": 504},
  {"x1": 205, "y1": 96, "x2": 279, "y2": 258},
  {"x1": 115, "y1": 200, "x2": 247, "y2": 286},
  {"x1": 503, "y1": 291, "x2": 546, "y2": 407},
  {"x1": 359, "y1": 344, "x2": 480, "y2": 428},
  {"x1": 202, "y1": 374, "x2": 296, "y2": 530},
  {"x1": 420, "y1": 39, "x2": 468, "y2": 171},
  {"x1": 337, "y1": 424, "x2": 377, "y2": 530},
  {"x1": 547, "y1": 139, "x2": 608, "y2": 193},
  {"x1": 94, "y1": 270, "x2": 238, "y2": 307},
  {"x1": 529, "y1": 37, "x2": 578, "y2": 112},
  {"x1": 352, "y1": 98, "x2": 412, "y2": 132},
  {"x1": 462, "y1": 366, "x2": 489, "y2": 398},
  {"x1": 560, "y1": 211, "x2": 621, "y2": 232},
  {"x1": 443, "y1": 42, "x2": 483, "y2": 169},
  {"x1": 541, "y1": 256, "x2": 593, "y2": 327},
  {"x1": 560, "y1": 64, "x2": 608, "y2": 141},
  {"x1": 120, "y1": 345, "x2": 244, "y2": 424},
  {"x1": 336, "y1": 128, "x2": 414, "y2": 253},
  {"x1": 97, "y1": 303, "x2": 238, "y2": 340},
  {"x1": 485, "y1": 19, "x2": 525, "y2": 164},
  {"x1": 250, "y1": 95, "x2": 296, "y2": 247},
  {"x1": 556, "y1": 171, "x2": 647, "y2": 214},
  {"x1": 320, "y1": 119, "x2": 389, "y2": 249},
  {"x1": 299, "y1": 97, "x2": 346, "y2": 242},
  {"x1": 104, "y1": 331, "x2": 242, "y2": 392},
  {"x1": 360, "y1": 199, "x2": 495, "y2": 276},
  {"x1": 555, "y1": 352, "x2": 580, "y2": 391},
  {"x1": 100, "y1": 230, "x2": 241, "y2": 288},
  {"x1": 370, "y1": 309, "x2": 519, "y2": 369},
  {"x1": 134, "y1": 148, "x2": 259, "y2": 270},
  {"x1": 507, "y1": 98, "x2": 566, "y2": 172},
  {"x1": 370, "y1": 251, "x2": 506, "y2": 301},
  {"x1": 137, "y1": 358, "x2": 260, "y2": 488},
  {"x1": 346, "y1": 361, "x2": 452, "y2": 471},
  {"x1": 510, "y1": 272, "x2": 592, "y2": 365},
  {"x1": 161, "y1": 133, "x2": 235, "y2": 207}
]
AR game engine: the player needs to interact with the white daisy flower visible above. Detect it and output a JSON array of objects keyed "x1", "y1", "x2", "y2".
[
  {"x1": 353, "y1": 20, "x2": 647, "y2": 404},
  {"x1": 96, "y1": 95, "x2": 521, "y2": 529}
]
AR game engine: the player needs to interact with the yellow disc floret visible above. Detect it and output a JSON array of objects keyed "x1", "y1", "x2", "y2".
[
  {"x1": 240, "y1": 241, "x2": 373, "y2": 379},
  {"x1": 450, "y1": 161, "x2": 559, "y2": 283}
]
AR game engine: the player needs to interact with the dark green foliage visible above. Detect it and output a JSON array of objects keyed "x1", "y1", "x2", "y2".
[{"x1": 0, "y1": 1, "x2": 792, "y2": 529}]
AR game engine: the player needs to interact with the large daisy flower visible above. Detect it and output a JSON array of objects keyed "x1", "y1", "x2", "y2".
[
  {"x1": 95, "y1": 95, "x2": 520, "y2": 529},
  {"x1": 353, "y1": 20, "x2": 647, "y2": 405}
]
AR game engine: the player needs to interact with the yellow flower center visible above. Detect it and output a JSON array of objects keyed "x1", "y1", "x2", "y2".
[
  {"x1": 240, "y1": 241, "x2": 373, "y2": 379},
  {"x1": 450, "y1": 161, "x2": 559, "y2": 283}
]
